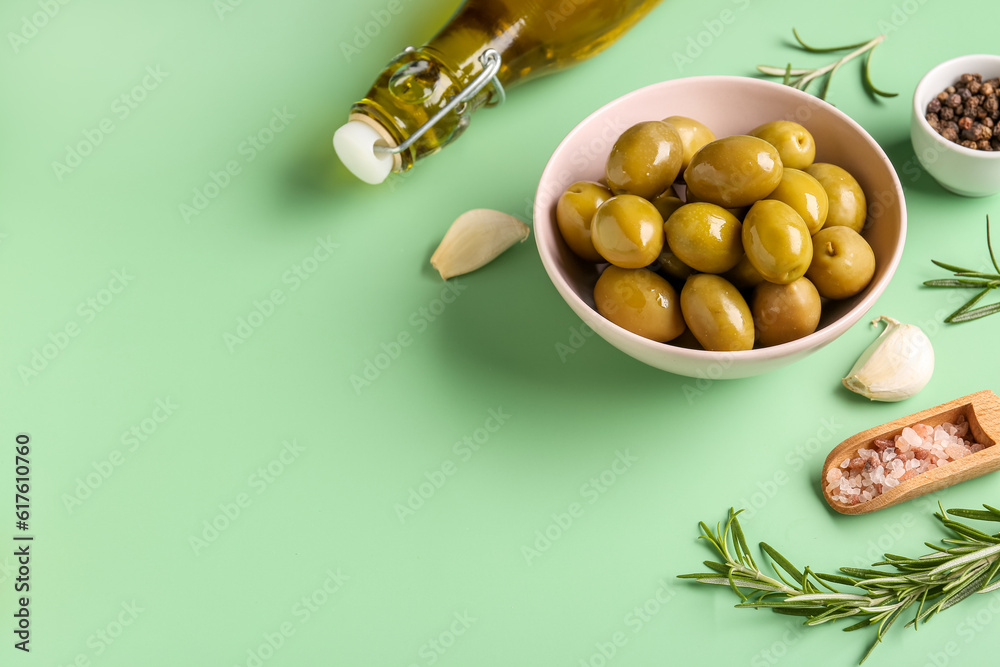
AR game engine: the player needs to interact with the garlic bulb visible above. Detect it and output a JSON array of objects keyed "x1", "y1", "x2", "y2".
[
  {"x1": 430, "y1": 209, "x2": 530, "y2": 280},
  {"x1": 842, "y1": 316, "x2": 934, "y2": 402}
]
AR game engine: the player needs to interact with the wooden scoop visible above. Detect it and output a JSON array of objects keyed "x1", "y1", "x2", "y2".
[{"x1": 822, "y1": 390, "x2": 1000, "y2": 515}]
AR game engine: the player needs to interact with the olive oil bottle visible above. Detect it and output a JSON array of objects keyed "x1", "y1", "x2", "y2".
[{"x1": 334, "y1": 0, "x2": 664, "y2": 184}]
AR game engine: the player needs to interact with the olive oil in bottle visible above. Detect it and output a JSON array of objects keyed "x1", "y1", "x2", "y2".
[{"x1": 334, "y1": 0, "x2": 664, "y2": 184}]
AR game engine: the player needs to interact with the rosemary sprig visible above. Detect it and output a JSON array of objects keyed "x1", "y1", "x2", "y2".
[
  {"x1": 679, "y1": 504, "x2": 1000, "y2": 665},
  {"x1": 923, "y1": 216, "x2": 1000, "y2": 323},
  {"x1": 757, "y1": 29, "x2": 897, "y2": 100}
]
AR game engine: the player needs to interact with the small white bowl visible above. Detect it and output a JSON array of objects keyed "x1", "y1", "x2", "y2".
[
  {"x1": 911, "y1": 54, "x2": 1000, "y2": 198},
  {"x1": 534, "y1": 76, "x2": 906, "y2": 379}
]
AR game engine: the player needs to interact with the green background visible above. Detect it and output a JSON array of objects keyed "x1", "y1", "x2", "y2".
[{"x1": 3, "y1": 0, "x2": 1000, "y2": 664}]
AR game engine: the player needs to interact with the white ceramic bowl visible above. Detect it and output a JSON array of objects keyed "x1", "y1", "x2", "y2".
[
  {"x1": 911, "y1": 54, "x2": 1000, "y2": 197},
  {"x1": 534, "y1": 76, "x2": 906, "y2": 379}
]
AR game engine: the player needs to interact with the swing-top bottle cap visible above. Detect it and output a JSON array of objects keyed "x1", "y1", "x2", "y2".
[{"x1": 333, "y1": 119, "x2": 395, "y2": 185}]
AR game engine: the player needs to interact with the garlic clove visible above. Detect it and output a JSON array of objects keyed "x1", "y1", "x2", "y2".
[
  {"x1": 842, "y1": 316, "x2": 935, "y2": 402},
  {"x1": 430, "y1": 209, "x2": 530, "y2": 280}
]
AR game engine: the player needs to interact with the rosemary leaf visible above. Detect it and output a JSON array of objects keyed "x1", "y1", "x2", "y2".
[
  {"x1": 843, "y1": 618, "x2": 873, "y2": 632},
  {"x1": 862, "y1": 47, "x2": 898, "y2": 98},
  {"x1": 792, "y1": 27, "x2": 871, "y2": 53},
  {"x1": 987, "y1": 215, "x2": 1000, "y2": 275},
  {"x1": 757, "y1": 65, "x2": 811, "y2": 76},
  {"x1": 762, "y1": 542, "x2": 805, "y2": 585},
  {"x1": 816, "y1": 572, "x2": 861, "y2": 587},
  {"x1": 939, "y1": 569, "x2": 991, "y2": 611},
  {"x1": 702, "y1": 560, "x2": 731, "y2": 574},
  {"x1": 923, "y1": 279, "x2": 997, "y2": 288},
  {"x1": 944, "y1": 287, "x2": 991, "y2": 322},
  {"x1": 840, "y1": 567, "x2": 886, "y2": 579},
  {"x1": 820, "y1": 56, "x2": 844, "y2": 100},
  {"x1": 979, "y1": 579, "x2": 1000, "y2": 594},
  {"x1": 772, "y1": 607, "x2": 824, "y2": 617},
  {"x1": 733, "y1": 518, "x2": 758, "y2": 570},
  {"x1": 931, "y1": 259, "x2": 977, "y2": 273},
  {"x1": 951, "y1": 271, "x2": 1000, "y2": 279},
  {"x1": 938, "y1": 519, "x2": 1000, "y2": 544},
  {"x1": 949, "y1": 507, "x2": 1000, "y2": 522},
  {"x1": 947, "y1": 301, "x2": 1000, "y2": 323}
]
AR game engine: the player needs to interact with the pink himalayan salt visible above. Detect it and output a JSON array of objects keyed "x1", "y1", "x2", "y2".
[{"x1": 830, "y1": 417, "x2": 987, "y2": 506}]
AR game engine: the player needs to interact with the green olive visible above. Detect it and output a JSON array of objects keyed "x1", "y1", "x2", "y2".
[
  {"x1": 657, "y1": 204, "x2": 694, "y2": 280},
  {"x1": 556, "y1": 181, "x2": 612, "y2": 261},
  {"x1": 665, "y1": 203, "x2": 743, "y2": 274},
  {"x1": 656, "y1": 249, "x2": 695, "y2": 281},
  {"x1": 749, "y1": 120, "x2": 816, "y2": 170},
  {"x1": 591, "y1": 195, "x2": 664, "y2": 268},
  {"x1": 751, "y1": 277, "x2": 822, "y2": 347},
  {"x1": 806, "y1": 163, "x2": 867, "y2": 233},
  {"x1": 724, "y1": 254, "x2": 765, "y2": 290},
  {"x1": 683, "y1": 135, "x2": 783, "y2": 208},
  {"x1": 595, "y1": 266, "x2": 685, "y2": 342},
  {"x1": 606, "y1": 121, "x2": 683, "y2": 200},
  {"x1": 680, "y1": 274, "x2": 754, "y2": 351},
  {"x1": 663, "y1": 115, "x2": 716, "y2": 172},
  {"x1": 766, "y1": 169, "x2": 829, "y2": 234},
  {"x1": 742, "y1": 200, "x2": 813, "y2": 284},
  {"x1": 806, "y1": 226, "x2": 876, "y2": 299},
  {"x1": 665, "y1": 327, "x2": 704, "y2": 350},
  {"x1": 651, "y1": 190, "x2": 685, "y2": 221}
]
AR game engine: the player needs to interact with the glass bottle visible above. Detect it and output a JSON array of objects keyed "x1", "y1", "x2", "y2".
[{"x1": 334, "y1": 0, "x2": 664, "y2": 184}]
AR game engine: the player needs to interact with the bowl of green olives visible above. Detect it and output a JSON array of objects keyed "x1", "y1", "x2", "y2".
[{"x1": 534, "y1": 76, "x2": 905, "y2": 379}]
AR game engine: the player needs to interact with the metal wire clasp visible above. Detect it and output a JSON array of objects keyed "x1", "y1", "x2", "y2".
[{"x1": 374, "y1": 48, "x2": 505, "y2": 156}]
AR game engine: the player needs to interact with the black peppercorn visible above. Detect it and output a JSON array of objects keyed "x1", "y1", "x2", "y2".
[{"x1": 925, "y1": 73, "x2": 1000, "y2": 152}]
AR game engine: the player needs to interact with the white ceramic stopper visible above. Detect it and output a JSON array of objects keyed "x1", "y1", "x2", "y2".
[{"x1": 333, "y1": 120, "x2": 394, "y2": 185}]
